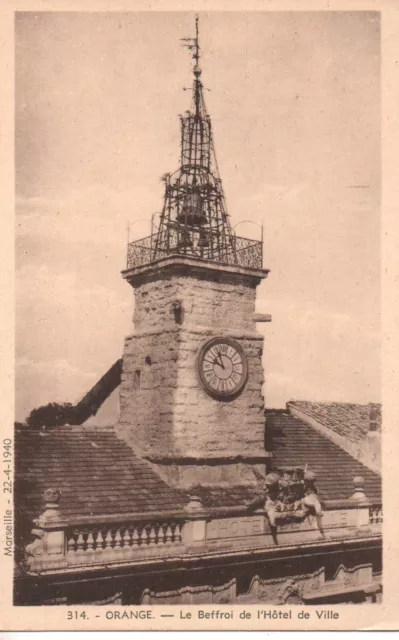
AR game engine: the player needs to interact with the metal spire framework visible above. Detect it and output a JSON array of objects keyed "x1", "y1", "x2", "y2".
[{"x1": 126, "y1": 17, "x2": 263, "y2": 270}]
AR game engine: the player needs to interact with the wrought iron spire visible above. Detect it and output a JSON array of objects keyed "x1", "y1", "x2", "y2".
[
  {"x1": 190, "y1": 15, "x2": 202, "y2": 119},
  {"x1": 126, "y1": 17, "x2": 263, "y2": 270}
]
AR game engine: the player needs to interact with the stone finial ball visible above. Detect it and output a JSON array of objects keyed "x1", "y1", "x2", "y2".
[
  {"x1": 353, "y1": 476, "x2": 365, "y2": 489},
  {"x1": 186, "y1": 494, "x2": 203, "y2": 511},
  {"x1": 43, "y1": 488, "x2": 60, "y2": 504}
]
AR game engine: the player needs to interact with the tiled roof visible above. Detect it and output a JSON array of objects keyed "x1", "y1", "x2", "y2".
[
  {"x1": 266, "y1": 411, "x2": 382, "y2": 503},
  {"x1": 15, "y1": 409, "x2": 382, "y2": 549},
  {"x1": 15, "y1": 426, "x2": 188, "y2": 527},
  {"x1": 287, "y1": 401, "x2": 381, "y2": 443}
]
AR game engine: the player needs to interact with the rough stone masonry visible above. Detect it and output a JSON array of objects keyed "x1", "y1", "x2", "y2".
[{"x1": 117, "y1": 257, "x2": 269, "y2": 489}]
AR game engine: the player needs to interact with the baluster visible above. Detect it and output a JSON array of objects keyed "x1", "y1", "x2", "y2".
[
  {"x1": 86, "y1": 532, "x2": 95, "y2": 554},
  {"x1": 122, "y1": 527, "x2": 132, "y2": 559},
  {"x1": 132, "y1": 527, "x2": 140, "y2": 547},
  {"x1": 123, "y1": 527, "x2": 131, "y2": 548},
  {"x1": 164, "y1": 524, "x2": 173, "y2": 546},
  {"x1": 95, "y1": 530, "x2": 105, "y2": 554},
  {"x1": 175, "y1": 522, "x2": 182, "y2": 544},
  {"x1": 114, "y1": 528, "x2": 123, "y2": 553},
  {"x1": 378, "y1": 509, "x2": 383, "y2": 523},
  {"x1": 67, "y1": 534, "x2": 76, "y2": 556},
  {"x1": 75, "y1": 532, "x2": 85, "y2": 557},
  {"x1": 148, "y1": 526, "x2": 157, "y2": 546},
  {"x1": 104, "y1": 529, "x2": 113, "y2": 557}
]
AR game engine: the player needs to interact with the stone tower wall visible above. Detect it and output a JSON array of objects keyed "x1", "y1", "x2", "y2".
[
  {"x1": 173, "y1": 329, "x2": 265, "y2": 455},
  {"x1": 133, "y1": 274, "x2": 258, "y2": 333},
  {"x1": 117, "y1": 262, "x2": 268, "y2": 484},
  {"x1": 118, "y1": 328, "x2": 180, "y2": 456}
]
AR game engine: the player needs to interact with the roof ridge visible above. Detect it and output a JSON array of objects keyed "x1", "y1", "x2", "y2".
[
  {"x1": 15, "y1": 424, "x2": 116, "y2": 434},
  {"x1": 288, "y1": 400, "x2": 381, "y2": 409}
]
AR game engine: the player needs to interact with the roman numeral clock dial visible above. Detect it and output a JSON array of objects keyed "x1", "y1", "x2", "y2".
[{"x1": 198, "y1": 338, "x2": 248, "y2": 398}]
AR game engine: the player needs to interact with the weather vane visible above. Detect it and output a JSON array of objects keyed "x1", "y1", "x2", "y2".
[{"x1": 180, "y1": 15, "x2": 201, "y2": 73}]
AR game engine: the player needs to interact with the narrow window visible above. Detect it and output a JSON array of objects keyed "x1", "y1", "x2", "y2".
[
  {"x1": 172, "y1": 300, "x2": 183, "y2": 325},
  {"x1": 133, "y1": 369, "x2": 141, "y2": 390}
]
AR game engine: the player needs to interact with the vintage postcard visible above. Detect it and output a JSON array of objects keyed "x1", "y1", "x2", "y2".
[{"x1": 0, "y1": 0, "x2": 398, "y2": 632}]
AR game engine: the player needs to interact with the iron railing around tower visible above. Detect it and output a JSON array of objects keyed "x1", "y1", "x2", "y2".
[{"x1": 126, "y1": 231, "x2": 263, "y2": 270}]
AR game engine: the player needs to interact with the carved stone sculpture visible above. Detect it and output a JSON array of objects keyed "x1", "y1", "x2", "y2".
[{"x1": 247, "y1": 467, "x2": 323, "y2": 529}]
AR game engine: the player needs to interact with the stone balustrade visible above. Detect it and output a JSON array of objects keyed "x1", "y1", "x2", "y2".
[
  {"x1": 25, "y1": 517, "x2": 187, "y2": 574},
  {"x1": 66, "y1": 521, "x2": 184, "y2": 566},
  {"x1": 24, "y1": 480, "x2": 382, "y2": 576}
]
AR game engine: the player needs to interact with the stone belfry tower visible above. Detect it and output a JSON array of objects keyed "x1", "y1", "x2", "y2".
[{"x1": 117, "y1": 18, "x2": 270, "y2": 489}]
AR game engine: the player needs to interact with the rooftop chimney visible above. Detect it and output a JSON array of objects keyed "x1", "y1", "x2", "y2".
[{"x1": 369, "y1": 403, "x2": 380, "y2": 433}]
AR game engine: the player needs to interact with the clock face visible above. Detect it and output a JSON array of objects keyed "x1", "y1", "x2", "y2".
[{"x1": 198, "y1": 338, "x2": 248, "y2": 398}]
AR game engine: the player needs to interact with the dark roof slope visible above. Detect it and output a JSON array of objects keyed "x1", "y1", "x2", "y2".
[
  {"x1": 287, "y1": 401, "x2": 381, "y2": 443},
  {"x1": 15, "y1": 426, "x2": 188, "y2": 526},
  {"x1": 266, "y1": 412, "x2": 382, "y2": 503},
  {"x1": 192, "y1": 484, "x2": 258, "y2": 509},
  {"x1": 74, "y1": 359, "x2": 122, "y2": 424}
]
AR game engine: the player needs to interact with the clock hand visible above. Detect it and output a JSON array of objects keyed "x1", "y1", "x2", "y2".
[{"x1": 214, "y1": 353, "x2": 225, "y2": 370}]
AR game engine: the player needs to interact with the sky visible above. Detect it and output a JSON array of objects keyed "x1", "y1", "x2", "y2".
[{"x1": 15, "y1": 11, "x2": 381, "y2": 421}]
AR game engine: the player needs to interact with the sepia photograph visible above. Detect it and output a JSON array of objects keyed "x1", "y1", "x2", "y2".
[{"x1": 13, "y1": 10, "x2": 382, "y2": 611}]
